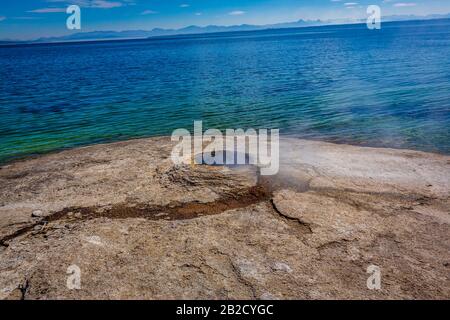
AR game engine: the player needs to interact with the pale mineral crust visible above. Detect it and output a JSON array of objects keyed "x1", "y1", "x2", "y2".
[{"x1": 0, "y1": 137, "x2": 449, "y2": 300}]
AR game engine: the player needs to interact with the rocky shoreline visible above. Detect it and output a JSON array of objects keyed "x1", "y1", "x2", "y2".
[{"x1": 0, "y1": 137, "x2": 449, "y2": 299}]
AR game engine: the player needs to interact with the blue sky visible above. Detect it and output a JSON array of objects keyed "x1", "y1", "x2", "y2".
[{"x1": 1, "y1": 0, "x2": 450, "y2": 40}]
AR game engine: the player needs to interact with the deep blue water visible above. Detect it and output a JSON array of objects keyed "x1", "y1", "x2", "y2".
[{"x1": 1, "y1": 20, "x2": 450, "y2": 163}]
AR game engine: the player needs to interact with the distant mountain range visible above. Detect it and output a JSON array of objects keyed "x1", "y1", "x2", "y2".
[{"x1": 2, "y1": 13, "x2": 450, "y2": 45}]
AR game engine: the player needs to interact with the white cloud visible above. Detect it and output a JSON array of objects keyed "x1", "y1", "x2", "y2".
[
  {"x1": 229, "y1": 10, "x2": 245, "y2": 16},
  {"x1": 180, "y1": 4, "x2": 190, "y2": 8},
  {"x1": 394, "y1": 2, "x2": 417, "y2": 7},
  {"x1": 91, "y1": 1, "x2": 122, "y2": 8},
  {"x1": 45, "y1": 0, "x2": 124, "y2": 9},
  {"x1": 29, "y1": 1, "x2": 125, "y2": 14},
  {"x1": 28, "y1": 8, "x2": 66, "y2": 13},
  {"x1": 141, "y1": 10, "x2": 158, "y2": 15}
]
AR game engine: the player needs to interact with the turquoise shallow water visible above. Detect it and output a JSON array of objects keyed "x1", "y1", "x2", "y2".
[{"x1": 0, "y1": 19, "x2": 449, "y2": 163}]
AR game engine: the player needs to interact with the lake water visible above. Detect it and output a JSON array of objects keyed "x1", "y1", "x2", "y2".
[{"x1": 0, "y1": 19, "x2": 449, "y2": 163}]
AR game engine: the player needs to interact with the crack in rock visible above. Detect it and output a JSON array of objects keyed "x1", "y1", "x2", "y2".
[
  {"x1": 270, "y1": 199, "x2": 313, "y2": 234},
  {"x1": 18, "y1": 278, "x2": 30, "y2": 300}
]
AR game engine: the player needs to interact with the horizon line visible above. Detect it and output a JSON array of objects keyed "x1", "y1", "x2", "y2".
[{"x1": 1, "y1": 15, "x2": 449, "y2": 46}]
